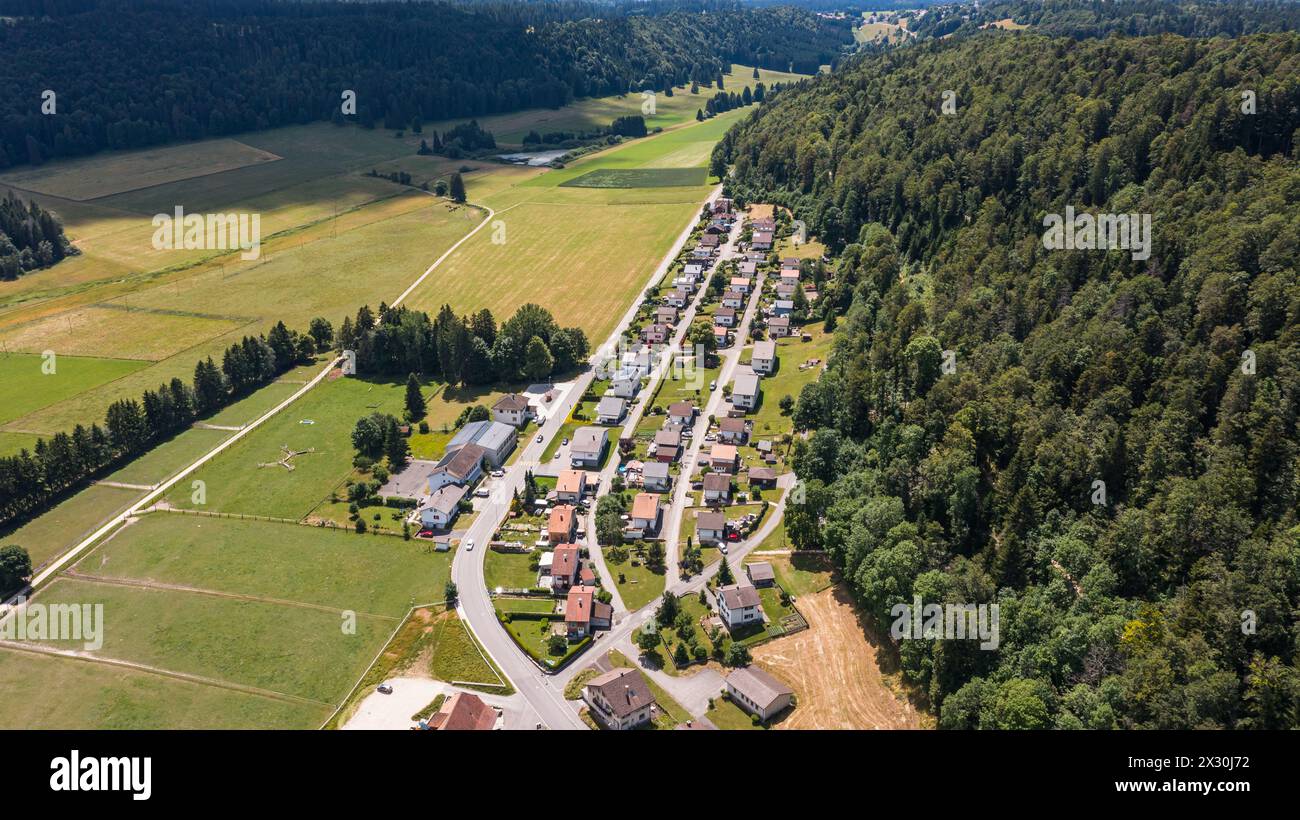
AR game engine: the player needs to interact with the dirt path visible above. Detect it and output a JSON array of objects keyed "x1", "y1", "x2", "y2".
[{"x1": 753, "y1": 585, "x2": 924, "y2": 730}]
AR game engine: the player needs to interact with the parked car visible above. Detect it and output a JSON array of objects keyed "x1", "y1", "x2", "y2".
[
  {"x1": 536, "y1": 433, "x2": 544, "y2": 443},
  {"x1": 491, "y1": 469, "x2": 505, "y2": 478},
  {"x1": 473, "y1": 487, "x2": 490, "y2": 498},
  {"x1": 562, "y1": 437, "x2": 569, "y2": 445},
  {"x1": 377, "y1": 683, "x2": 393, "y2": 695},
  {"x1": 719, "y1": 544, "x2": 729, "y2": 555},
  {"x1": 709, "y1": 380, "x2": 717, "y2": 390}
]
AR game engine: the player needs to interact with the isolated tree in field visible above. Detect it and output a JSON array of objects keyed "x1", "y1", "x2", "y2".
[
  {"x1": 0, "y1": 545, "x2": 31, "y2": 593},
  {"x1": 433, "y1": 178, "x2": 448, "y2": 197},
  {"x1": 404, "y1": 373, "x2": 426, "y2": 422},
  {"x1": 524, "y1": 335, "x2": 555, "y2": 382},
  {"x1": 448, "y1": 172, "x2": 467, "y2": 203}
]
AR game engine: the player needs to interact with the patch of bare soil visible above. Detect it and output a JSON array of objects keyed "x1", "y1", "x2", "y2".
[{"x1": 754, "y1": 585, "x2": 927, "y2": 730}]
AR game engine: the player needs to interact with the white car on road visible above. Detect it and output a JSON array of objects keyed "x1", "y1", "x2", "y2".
[{"x1": 464, "y1": 538, "x2": 475, "y2": 551}]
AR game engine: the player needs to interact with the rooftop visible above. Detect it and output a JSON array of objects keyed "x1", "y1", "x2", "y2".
[
  {"x1": 586, "y1": 667, "x2": 655, "y2": 718},
  {"x1": 726, "y1": 665, "x2": 794, "y2": 711},
  {"x1": 718, "y1": 583, "x2": 762, "y2": 610}
]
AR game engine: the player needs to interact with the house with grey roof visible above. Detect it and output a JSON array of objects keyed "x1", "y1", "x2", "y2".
[
  {"x1": 717, "y1": 583, "x2": 762, "y2": 630},
  {"x1": 570, "y1": 426, "x2": 608, "y2": 468},
  {"x1": 642, "y1": 461, "x2": 672, "y2": 492},
  {"x1": 595, "y1": 396, "x2": 627, "y2": 425},
  {"x1": 420, "y1": 483, "x2": 467, "y2": 530},
  {"x1": 447, "y1": 419, "x2": 517, "y2": 467},
  {"x1": 584, "y1": 667, "x2": 656, "y2": 730},
  {"x1": 725, "y1": 665, "x2": 794, "y2": 722},
  {"x1": 731, "y1": 372, "x2": 761, "y2": 411}
]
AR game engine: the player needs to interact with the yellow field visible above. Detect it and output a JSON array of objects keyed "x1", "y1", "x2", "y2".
[{"x1": 0, "y1": 139, "x2": 282, "y2": 201}]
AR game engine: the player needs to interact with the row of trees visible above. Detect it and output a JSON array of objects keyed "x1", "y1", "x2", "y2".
[
  {"x1": 730, "y1": 32, "x2": 1300, "y2": 728},
  {"x1": 0, "y1": 321, "x2": 317, "y2": 529},
  {"x1": 0, "y1": 192, "x2": 77, "y2": 280},
  {"x1": 0, "y1": 0, "x2": 852, "y2": 171},
  {"x1": 340, "y1": 302, "x2": 589, "y2": 386}
]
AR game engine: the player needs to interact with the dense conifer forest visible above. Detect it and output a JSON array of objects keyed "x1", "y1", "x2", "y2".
[
  {"x1": 0, "y1": 0, "x2": 852, "y2": 170},
  {"x1": 718, "y1": 31, "x2": 1300, "y2": 728}
]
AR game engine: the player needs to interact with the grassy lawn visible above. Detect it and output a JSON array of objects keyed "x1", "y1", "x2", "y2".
[
  {"x1": 500, "y1": 612, "x2": 589, "y2": 669},
  {"x1": 33, "y1": 577, "x2": 397, "y2": 704},
  {"x1": 1, "y1": 483, "x2": 142, "y2": 571},
  {"x1": 749, "y1": 320, "x2": 834, "y2": 440},
  {"x1": 705, "y1": 696, "x2": 765, "y2": 730},
  {"x1": 0, "y1": 431, "x2": 40, "y2": 457},
  {"x1": 165, "y1": 375, "x2": 405, "y2": 519},
  {"x1": 100, "y1": 426, "x2": 231, "y2": 486},
  {"x1": 654, "y1": 591, "x2": 724, "y2": 676},
  {"x1": 605, "y1": 547, "x2": 667, "y2": 612},
  {"x1": 484, "y1": 548, "x2": 540, "y2": 592},
  {"x1": 425, "y1": 609, "x2": 510, "y2": 690},
  {"x1": 0, "y1": 352, "x2": 147, "y2": 427},
  {"x1": 494, "y1": 596, "x2": 557, "y2": 615},
  {"x1": 766, "y1": 553, "x2": 837, "y2": 598},
  {"x1": 80, "y1": 514, "x2": 452, "y2": 617},
  {"x1": 564, "y1": 667, "x2": 601, "y2": 700},
  {"x1": 0, "y1": 647, "x2": 329, "y2": 729}
]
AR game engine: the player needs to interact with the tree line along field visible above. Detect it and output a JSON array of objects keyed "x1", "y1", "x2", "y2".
[{"x1": 0, "y1": 514, "x2": 453, "y2": 729}]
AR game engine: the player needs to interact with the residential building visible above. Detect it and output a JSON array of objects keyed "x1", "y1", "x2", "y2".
[
  {"x1": 713, "y1": 326, "x2": 730, "y2": 348},
  {"x1": 655, "y1": 306, "x2": 678, "y2": 325},
  {"x1": 595, "y1": 396, "x2": 627, "y2": 425},
  {"x1": 725, "y1": 666, "x2": 794, "y2": 722},
  {"x1": 730, "y1": 276, "x2": 752, "y2": 294},
  {"x1": 427, "y1": 443, "x2": 486, "y2": 493},
  {"x1": 751, "y1": 340, "x2": 777, "y2": 374},
  {"x1": 695, "y1": 510, "x2": 726, "y2": 545},
  {"x1": 551, "y1": 544, "x2": 580, "y2": 592},
  {"x1": 738, "y1": 260, "x2": 757, "y2": 276},
  {"x1": 570, "y1": 426, "x2": 609, "y2": 468},
  {"x1": 584, "y1": 668, "x2": 655, "y2": 730},
  {"x1": 746, "y1": 561, "x2": 776, "y2": 588},
  {"x1": 611, "y1": 370, "x2": 641, "y2": 399},
  {"x1": 768, "y1": 316, "x2": 792, "y2": 337},
  {"x1": 751, "y1": 230, "x2": 773, "y2": 250},
  {"x1": 667, "y1": 402, "x2": 696, "y2": 426},
  {"x1": 641, "y1": 323, "x2": 670, "y2": 345},
  {"x1": 420, "y1": 483, "x2": 467, "y2": 530},
  {"x1": 665, "y1": 291, "x2": 688, "y2": 308},
  {"x1": 556, "y1": 470, "x2": 587, "y2": 504},
  {"x1": 703, "y1": 472, "x2": 732, "y2": 504},
  {"x1": 683, "y1": 263, "x2": 705, "y2": 277},
  {"x1": 731, "y1": 373, "x2": 761, "y2": 410},
  {"x1": 548, "y1": 505, "x2": 578, "y2": 545},
  {"x1": 721, "y1": 290, "x2": 744, "y2": 309},
  {"x1": 715, "y1": 307, "x2": 737, "y2": 328},
  {"x1": 717, "y1": 416, "x2": 749, "y2": 445},
  {"x1": 717, "y1": 583, "x2": 763, "y2": 630},
  {"x1": 708, "y1": 443, "x2": 739, "y2": 473},
  {"x1": 642, "y1": 461, "x2": 672, "y2": 492},
  {"x1": 652, "y1": 428, "x2": 682, "y2": 463},
  {"x1": 491, "y1": 394, "x2": 533, "y2": 428},
  {"x1": 748, "y1": 467, "x2": 778, "y2": 488},
  {"x1": 629, "y1": 492, "x2": 662, "y2": 536},
  {"x1": 699, "y1": 233, "x2": 720, "y2": 249},
  {"x1": 423, "y1": 692, "x2": 500, "y2": 731},
  {"x1": 772, "y1": 299, "x2": 794, "y2": 317}
]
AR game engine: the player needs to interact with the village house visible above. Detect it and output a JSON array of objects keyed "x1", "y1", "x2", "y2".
[
  {"x1": 748, "y1": 466, "x2": 778, "y2": 488},
  {"x1": 730, "y1": 276, "x2": 752, "y2": 294},
  {"x1": 772, "y1": 299, "x2": 794, "y2": 317},
  {"x1": 751, "y1": 217, "x2": 776, "y2": 231},
  {"x1": 570, "y1": 426, "x2": 609, "y2": 468},
  {"x1": 664, "y1": 290, "x2": 688, "y2": 308},
  {"x1": 422, "y1": 692, "x2": 500, "y2": 731},
  {"x1": 641, "y1": 323, "x2": 670, "y2": 345},
  {"x1": 611, "y1": 369, "x2": 641, "y2": 399},
  {"x1": 775, "y1": 280, "x2": 798, "y2": 299},
  {"x1": 699, "y1": 233, "x2": 720, "y2": 249},
  {"x1": 731, "y1": 373, "x2": 761, "y2": 411},
  {"x1": 629, "y1": 492, "x2": 662, "y2": 537},
  {"x1": 642, "y1": 461, "x2": 672, "y2": 492},
  {"x1": 674, "y1": 275, "x2": 697, "y2": 292},
  {"x1": 695, "y1": 510, "x2": 727, "y2": 545},
  {"x1": 427, "y1": 443, "x2": 486, "y2": 493},
  {"x1": 751, "y1": 229, "x2": 773, "y2": 250},
  {"x1": 596, "y1": 396, "x2": 627, "y2": 425},
  {"x1": 565, "y1": 585, "x2": 612, "y2": 639},
  {"x1": 712, "y1": 197, "x2": 733, "y2": 215},
  {"x1": 584, "y1": 667, "x2": 655, "y2": 730},
  {"x1": 708, "y1": 443, "x2": 739, "y2": 474},
  {"x1": 684, "y1": 262, "x2": 704, "y2": 277},
  {"x1": 655, "y1": 306, "x2": 678, "y2": 325},
  {"x1": 751, "y1": 340, "x2": 777, "y2": 374},
  {"x1": 717, "y1": 583, "x2": 763, "y2": 630},
  {"x1": 556, "y1": 469, "x2": 587, "y2": 504},
  {"x1": 548, "y1": 505, "x2": 578, "y2": 545},
  {"x1": 715, "y1": 307, "x2": 737, "y2": 327},
  {"x1": 490, "y1": 393, "x2": 533, "y2": 428},
  {"x1": 622, "y1": 348, "x2": 655, "y2": 377},
  {"x1": 420, "y1": 483, "x2": 467, "y2": 530},
  {"x1": 721, "y1": 290, "x2": 744, "y2": 310},
  {"x1": 703, "y1": 472, "x2": 732, "y2": 504},
  {"x1": 717, "y1": 416, "x2": 749, "y2": 445},
  {"x1": 653, "y1": 428, "x2": 682, "y2": 462},
  {"x1": 713, "y1": 325, "x2": 730, "y2": 348},
  {"x1": 446, "y1": 419, "x2": 517, "y2": 467},
  {"x1": 746, "y1": 561, "x2": 776, "y2": 588},
  {"x1": 551, "y1": 544, "x2": 580, "y2": 592},
  {"x1": 667, "y1": 401, "x2": 697, "y2": 426},
  {"x1": 725, "y1": 666, "x2": 794, "y2": 723},
  {"x1": 738, "y1": 260, "x2": 757, "y2": 276},
  {"x1": 768, "y1": 316, "x2": 792, "y2": 337}
]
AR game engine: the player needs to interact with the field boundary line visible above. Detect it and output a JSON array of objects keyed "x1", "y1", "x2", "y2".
[
  {"x1": 0, "y1": 640, "x2": 332, "y2": 708},
  {"x1": 390, "y1": 199, "x2": 498, "y2": 308},
  {"x1": 59, "y1": 570, "x2": 401, "y2": 621}
]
